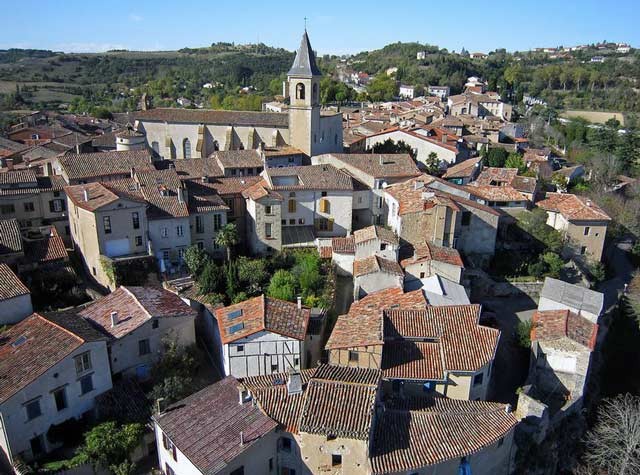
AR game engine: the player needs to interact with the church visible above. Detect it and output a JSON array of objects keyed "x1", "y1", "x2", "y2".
[{"x1": 134, "y1": 31, "x2": 343, "y2": 158}]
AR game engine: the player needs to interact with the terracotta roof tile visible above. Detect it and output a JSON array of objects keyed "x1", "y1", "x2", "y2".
[
  {"x1": 23, "y1": 228, "x2": 69, "y2": 265},
  {"x1": 136, "y1": 169, "x2": 189, "y2": 219},
  {"x1": 331, "y1": 236, "x2": 355, "y2": 254},
  {"x1": 0, "y1": 218, "x2": 23, "y2": 255},
  {"x1": 215, "y1": 295, "x2": 310, "y2": 344},
  {"x1": 0, "y1": 313, "x2": 86, "y2": 403},
  {"x1": 400, "y1": 242, "x2": 464, "y2": 268},
  {"x1": 80, "y1": 286, "x2": 196, "y2": 339},
  {"x1": 353, "y1": 255, "x2": 403, "y2": 278},
  {"x1": 135, "y1": 108, "x2": 288, "y2": 127},
  {"x1": 318, "y1": 153, "x2": 421, "y2": 179},
  {"x1": 475, "y1": 167, "x2": 518, "y2": 186},
  {"x1": 354, "y1": 225, "x2": 398, "y2": 245},
  {"x1": 267, "y1": 165, "x2": 353, "y2": 191},
  {"x1": 442, "y1": 156, "x2": 483, "y2": 179},
  {"x1": 0, "y1": 262, "x2": 29, "y2": 300},
  {"x1": 382, "y1": 341, "x2": 445, "y2": 380},
  {"x1": 467, "y1": 184, "x2": 529, "y2": 202},
  {"x1": 59, "y1": 150, "x2": 154, "y2": 181},
  {"x1": 159, "y1": 158, "x2": 223, "y2": 180},
  {"x1": 153, "y1": 376, "x2": 278, "y2": 475},
  {"x1": 537, "y1": 193, "x2": 611, "y2": 221}
]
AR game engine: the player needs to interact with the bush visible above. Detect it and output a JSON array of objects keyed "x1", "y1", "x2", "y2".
[
  {"x1": 237, "y1": 257, "x2": 269, "y2": 295},
  {"x1": 232, "y1": 292, "x2": 248, "y2": 304},
  {"x1": 78, "y1": 421, "x2": 143, "y2": 473},
  {"x1": 184, "y1": 245, "x2": 209, "y2": 275},
  {"x1": 197, "y1": 261, "x2": 223, "y2": 294},
  {"x1": 267, "y1": 269, "x2": 297, "y2": 301},
  {"x1": 588, "y1": 261, "x2": 606, "y2": 284},
  {"x1": 516, "y1": 319, "x2": 534, "y2": 348}
]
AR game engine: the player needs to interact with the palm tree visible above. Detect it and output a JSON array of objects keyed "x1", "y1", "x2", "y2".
[{"x1": 215, "y1": 223, "x2": 238, "y2": 262}]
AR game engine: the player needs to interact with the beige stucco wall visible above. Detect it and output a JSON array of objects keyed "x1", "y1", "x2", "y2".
[
  {"x1": 297, "y1": 432, "x2": 371, "y2": 474},
  {"x1": 328, "y1": 346, "x2": 383, "y2": 369}
]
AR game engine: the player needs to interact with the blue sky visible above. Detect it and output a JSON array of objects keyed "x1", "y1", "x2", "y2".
[{"x1": 0, "y1": 0, "x2": 637, "y2": 54}]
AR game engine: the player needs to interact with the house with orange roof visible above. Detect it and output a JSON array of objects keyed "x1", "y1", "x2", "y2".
[
  {"x1": 0, "y1": 313, "x2": 112, "y2": 464},
  {"x1": 537, "y1": 192, "x2": 611, "y2": 261}
]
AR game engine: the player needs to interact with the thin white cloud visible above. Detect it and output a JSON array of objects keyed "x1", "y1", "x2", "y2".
[{"x1": 128, "y1": 13, "x2": 143, "y2": 23}]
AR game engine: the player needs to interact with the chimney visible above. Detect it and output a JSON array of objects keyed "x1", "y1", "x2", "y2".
[
  {"x1": 110, "y1": 311, "x2": 118, "y2": 327},
  {"x1": 238, "y1": 386, "x2": 251, "y2": 404},
  {"x1": 130, "y1": 167, "x2": 135, "y2": 178},
  {"x1": 83, "y1": 189, "x2": 89, "y2": 202},
  {"x1": 5, "y1": 158, "x2": 13, "y2": 171},
  {"x1": 379, "y1": 155, "x2": 384, "y2": 166},
  {"x1": 240, "y1": 431, "x2": 244, "y2": 446},
  {"x1": 442, "y1": 133, "x2": 448, "y2": 144},
  {"x1": 287, "y1": 368, "x2": 303, "y2": 395},
  {"x1": 177, "y1": 187, "x2": 184, "y2": 203},
  {"x1": 297, "y1": 296, "x2": 302, "y2": 309},
  {"x1": 156, "y1": 397, "x2": 166, "y2": 415}
]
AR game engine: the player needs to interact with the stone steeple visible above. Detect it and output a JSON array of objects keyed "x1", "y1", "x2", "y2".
[{"x1": 288, "y1": 31, "x2": 322, "y2": 77}]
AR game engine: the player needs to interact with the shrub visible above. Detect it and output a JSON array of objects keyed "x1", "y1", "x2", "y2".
[
  {"x1": 232, "y1": 292, "x2": 248, "y2": 304},
  {"x1": 184, "y1": 245, "x2": 209, "y2": 275},
  {"x1": 267, "y1": 269, "x2": 297, "y2": 301},
  {"x1": 197, "y1": 261, "x2": 223, "y2": 295},
  {"x1": 237, "y1": 257, "x2": 269, "y2": 294},
  {"x1": 516, "y1": 319, "x2": 534, "y2": 348}
]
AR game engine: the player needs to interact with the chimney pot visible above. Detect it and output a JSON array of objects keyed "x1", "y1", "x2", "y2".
[
  {"x1": 83, "y1": 189, "x2": 89, "y2": 202},
  {"x1": 297, "y1": 296, "x2": 302, "y2": 309},
  {"x1": 130, "y1": 167, "x2": 135, "y2": 178},
  {"x1": 240, "y1": 431, "x2": 244, "y2": 446},
  {"x1": 110, "y1": 311, "x2": 118, "y2": 327}
]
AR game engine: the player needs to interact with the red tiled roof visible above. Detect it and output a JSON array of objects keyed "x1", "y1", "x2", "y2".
[
  {"x1": 267, "y1": 165, "x2": 354, "y2": 191},
  {"x1": 135, "y1": 108, "x2": 288, "y2": 127},
  {"x1": 354, "y1": 225, "x2": 398, "y2": 245},
  {"x1": 326, "y1": 289, "x2": 426, "y2": 350},
  {"x1": 475, "y1": 167, "x2": 518, "y2": 186},
  {"x1": 241, "y1": 179, "x2": 283, "y2": 201},
  {"x1": 153, "y1": 376, "x2": 278, "y2": 474},
  {"x1": 442, "y1": 156, "x2": 483, "y2": 179},
  {"x1": 65, "y1": 181, "x2": 145, "y2": 212},
  {"x1": 370, "y1": 397, "x2": 518, "y2": 474},
  {"x1": 353, "y1": 255, "x2": 403, "y2": 278},
  {"x1": 0, "y1": 262, "x2": 29, "y2": 300},
  {"x1": 318, "y1": 153, "x2": 421, "y2": 179},
  {"x1": 215, "y1": 295, "x2": 310, "y2": 344},
  {"x1": 0, "y1": 313, "x2": 88, "y2": 403},
  {"x1": 400, "y1": 242, "x2": 464, "y2": 268},
  {"x1": 467, "y1": 184, "x2": 528, "y2": 202},
  {"x1": 382, "y1": 341, "x2": 445, "y2": 380},
  {"x1": 80, "y1": 286, "x2": 196, "y2": 339},
  {"x1": 59, "y1": 150, "x2": 154, "y2": 181},
  {"x1": 384, "y1": 305, "x2": 499, "y2": 372},
  {"x1": 531, "y1": 309, "x2": 598, "y2": 350},
  {"x1": 331, "y1": 236, "x2": 355, "y2": 254},
  {"x1": 23, "y1": 228, "x2": 69, "y2": 265},
  {"x1": 537, "y1": 193, "x2": 611, "y2": 221}
]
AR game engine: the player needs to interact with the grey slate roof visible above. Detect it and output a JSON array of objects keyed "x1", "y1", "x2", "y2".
[
  {"x1": 540, "y1": 277, "x2": 604, "y2": 318},
  {"x1": 288, "y1": 31, "x2": 322, "y2": 77}
]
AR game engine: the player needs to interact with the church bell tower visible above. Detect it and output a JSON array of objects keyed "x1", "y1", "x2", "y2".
[{"x1": 287, "y1": 30, "x2": 321, "y2": 157}]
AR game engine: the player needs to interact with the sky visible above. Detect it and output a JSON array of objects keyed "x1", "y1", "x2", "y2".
[{"x1": 0, "y1": 0, "x2": 638, "y2": 55}]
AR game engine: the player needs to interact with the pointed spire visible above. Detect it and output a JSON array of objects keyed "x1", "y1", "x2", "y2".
[{"x1": 288, "y1": 31, "x2": 322, "y2": 77}]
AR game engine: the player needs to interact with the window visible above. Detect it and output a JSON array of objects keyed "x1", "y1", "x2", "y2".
[
  {"x1": 377, "y1": 197, "x2": 383, "y2": 209},
  {"x1": 161, "y1": 227, "x2": 168, "y2": 238},
  {"x1": 295, "y1": 82, "x2": 305, "y2": 100},
  {"x1": 584, "y1": 226, "x2": 590, "y2": 236},
  {"x1": 165, "y1": 463, "x2": 176, "y2": 475},
  {"x1": 162, "y1": 433, "x2": 178, "y2": 461},
  {"x1": 319, "y1": 198, "x2": 330, "y2": 214},
  {"x1": 236, "y1": 345, "x2": 244, "y2": 352},
  {"x1": 53, "y1": 387, "x2": 67, "y2": 411},
  {"x1": 162, "y1": 249, "x2": 170, "y2": 260},
  {"x1": 282, "y1": 219, "x2": 287, "y2": 226},
  {"x1": 289, "y1": 219, "x2": 296, "y2": 225},
  {"x1": 176, "y1": 225, "x2": 184, "y2": 237},
  {"x1": 419, "y1": 272, "x2": 426, "y2": 278},
  {"x1": 331, "y1": 454, "x2": 342, "y2": 467},
  {"x1": 75, "y1": 352, "x2": 92, "y2": 374},
  {"x1": 348, "y1": 350, "x2": 359, "y2": 362},
  {"x1": 473, "y1": 372, "x2": 484, "y2": 387},
  {"x1": 196, "y1": 215, "x2": 204, "y2": 233},
  {"x1": 461, "y1": 211, "x2": 471, "y2": 226},
  {"x1": 24, "y1": 202, "x2": 35, "y2": 212},
  {"x1": 1, "y1": 204, "x2": 15, "y2": 214},
  {"x1": 288, "y1": 199, "x2": 296, "y2": 213},
  {"x1": 230, "y1": 468, "x2": 244, "y2": 475},
  {"x1": 132, "y1": 212, "x2": 140, "y2": 229},
  {"x1": 293, "y1": 357, "x2": 299, "y2": 366},
  {"x1": 380, "y1": 243, "x2": 387, "y2": 251},
  {"x1": 183, "y1": 138, "x2": 191, "y2": 159},
  {"x1": 197, "y1": 241, "x2": 204, "y2": 250},
  {"x1": 139, "y1": 339, "x2": 151, "y2": 356},
  {"x1": 132, "y1": 235, "x2": 142, "y2": 247},
  {"x1": 580, "y1": 246, "x2": 587, "y2": 255},
  {"x1": 321, "y1": 191, "x2": 327, "y2": 197},
  {"x1": 265, "y1": 222, "x2": 272, "y2": 238},
  {"x1": 264, "y1": 205, "x2": 272, "y2": 215},
  {"x1": 280, "y1": 437, "x2": 292, "y2": 452},
  {"x1": 213, "y1": 214, "x2": 222, "y2": 231},
  {"x1": 25, "y1": 399, "x2": 42, "y2": 420},
  {"x1": 152, "y1": 319, "x2": 159, "y2": 329},
  {"x1": 357, "y1": 196, "x2": 363, "y2": 204},
  {"x1": 269, "y1": 458, "x2": 273, "y2": 471},
  {"x1": 30, "y1": 435, "x2": 44, "y2": 457},
  {"x1": 103, "y1": 216, "x2": 112, "y2": 234},
  {"x1": 50, "y1": 199, "x2": 65, "y2": 212},
  {"x1": 80, "y1": 374, "x2": 94, "y2": 395},
  {"x1": 271, "y1": 363, "x2": 278, "y2": 372},
  {"x1": 298, "y1": 218, "x2": 305, "y2": 225}
]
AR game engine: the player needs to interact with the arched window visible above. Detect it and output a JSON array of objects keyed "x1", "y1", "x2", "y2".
[
  {"x1": 296, "y1": 83, "x2": 305, "y2": 100},
  {"x1": 183, "y1": 138, "x2": 191, "y2": 159},
  {"x1": 312, "y1": 83, "x2": 318, "y2": 102}
]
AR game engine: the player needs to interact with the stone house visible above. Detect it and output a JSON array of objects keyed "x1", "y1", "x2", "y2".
[
  {"x1": 0, "y1": 263, "x2": 32, "y2": 325},
  {"x1": 538, "y1": 277, "x2": 604, "y2": 324},
  {"x1": 243, "y1": 165, "x2": 354, "y2": 254},
  {"x1": 78, "y1": 286, "x2": 196, "y2": 380},
  {"x1": 319, "y1": 235, "x2": 355, "y2": 276},
  {"x1": 400, "y1": 241, "x2": 464, "y2": 284},
  {"x1": 214, "y1": 294, "x2": 311, "y2": 379},
  {"x1": 311, "y1": 153, "x2": 421, "y2": 227},
  {"x1": 0, "y1": 170, "x2": 70, "y2": 244},
  {"x1": 56, "y1": 149, "x2": 156, "y2": 185},
  {"x1": 0, "y1": 313, "x2": 112, "y2": 465},
  {"x1": 353, "y1": 255, "x2": 404, "y2": 299},
  {"x1": 326, "y1": 289, "x2": 499, "y2": 401},
  {"x1": 353, "y1": 224, "x2": 399, "y2": 261},
  {"x1": 537, "y1": 192, "x2": 611, "y2": 262},
  {"x1": 442, "y1": 156, "x2": 483, "y2": 185},
  {"x1": 384, "y1": 175, "x2": 500, "y2": 264}
]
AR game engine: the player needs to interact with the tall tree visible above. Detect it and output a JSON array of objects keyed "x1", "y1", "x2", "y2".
[{"x1": 215, "y1": 223, "x2": 239, "y2": 262}]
